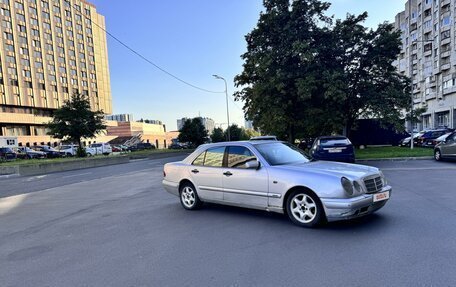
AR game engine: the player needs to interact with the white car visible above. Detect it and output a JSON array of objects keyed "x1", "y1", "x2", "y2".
[
  {"x1": 59, "y1": 144, "x2": 96, "y2": 156},
  {"x1": 163, "y1": 141, "x2": 391, "y2": 227},
  {"x1": 89, "y1": 143, "x2": 112, "y2": 155}
]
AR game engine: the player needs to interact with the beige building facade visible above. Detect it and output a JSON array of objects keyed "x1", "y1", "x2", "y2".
[
  {"x1": 394, "y1": 0, "x2": 456, "y2": 131},
  {"x1": 0, "y1": 0, "x2": 111, "y2": 146}
]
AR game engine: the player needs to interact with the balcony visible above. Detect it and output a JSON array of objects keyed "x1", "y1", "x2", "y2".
[
  {"x1": 441, "y1": 0, "x2": 451, "y2": 7},
  {"x1": 441, "y1": 38, "x2": 451, "y2": 45},
  {"x1": 425, "y1": 93, "x2": 437, "y2": 100}
]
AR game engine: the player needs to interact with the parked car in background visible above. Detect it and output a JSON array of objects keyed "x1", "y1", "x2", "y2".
[
  {"x1": 310, "y1": 136, "x2": 355, "y2": 163},
  {"x1": 58, "y1": 144, "x2": 96, "y2": 156},
  {"x1": 399, "y1": 132, "x2": 424, "y2": 147},
  {"x1": 434, "y1": 132, "x2": 456, "y2": 161},
  {"x1": 423, "y1": 133, "x2": 452, "y2": 148},
  {"x1": 0, "y1": 147, "x2": 17, "y2": 161},
  {"x1": 169, "y1": 143, "x2": 184, "y2": 150},
  {"x1": 16, "y1": 147, "x2": 47, "y2": 159},
  {"x1": 128, "y1": 142, "x2": 156, "y2": 152},
  {"x1": 163, "y1": 141, "x2": 391, "y2": 227},
  {"x1": 89, "y1": 143, "x2": 112, "y2": 155},
  {"x1": 32, "y1": 145, "x2": 62, "y2": 158},
  {"x1": 416, "y1": 129, "x2": 454, "y2": 146},
  {"x1": 250, "y1": 135, "x2": 278, "y2": 141}
]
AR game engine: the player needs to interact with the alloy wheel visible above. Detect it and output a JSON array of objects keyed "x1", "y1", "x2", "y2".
[
  {"x1": 290, "y1": 193, "x2": 317, "y2": 224},
  {"x1": 181, "y1": 186, "x2": 196, "y2": 208}
]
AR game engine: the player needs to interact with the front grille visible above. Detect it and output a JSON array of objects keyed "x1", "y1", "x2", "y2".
[{"x1": 363, "y1": 176, "x2": 383, "y2": 193}]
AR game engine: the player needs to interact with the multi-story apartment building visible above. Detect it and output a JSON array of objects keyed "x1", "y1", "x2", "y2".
[
  {"x1": 105, "y1": 113, "x2": 133, "y2": 122},
  {"x1": 395, "y1": 0, "x2": 456, "y2": 131},
  {"x1": 0, "y1": 0, "x2": 111, "y2": 146},
  {"x1": 177, "y1": 117, "x2": 215, "y2": 134}
]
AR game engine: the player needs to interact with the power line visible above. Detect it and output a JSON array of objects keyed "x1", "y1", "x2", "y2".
[{"x1": 71, "y1": 3, "x2": 224, "y2": 94}]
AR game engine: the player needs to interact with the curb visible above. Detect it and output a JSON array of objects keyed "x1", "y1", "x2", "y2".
[
  {"x1": 356, "y1": 156, "x2": 433, "y2": 162},
  {"x1": 0, "y1": 151, "x2": 191, "y2": 177}
]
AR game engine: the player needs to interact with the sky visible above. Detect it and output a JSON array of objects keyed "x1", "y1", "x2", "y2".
[{"x1": 90, "y1": 0, "x2": 407, "y2": 131}]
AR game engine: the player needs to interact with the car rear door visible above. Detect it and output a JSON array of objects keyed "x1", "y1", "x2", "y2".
[
  {"x1": 188, "y1": 146, "x2": 225, "y2": 201},
  {"x1": 222, "y1": 146, "x2": 269, "y2": 208}
]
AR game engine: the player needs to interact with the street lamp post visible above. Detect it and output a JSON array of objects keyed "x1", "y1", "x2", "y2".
[{"x1": 213, "y1": 75, "x2": 230, "y2": 141}]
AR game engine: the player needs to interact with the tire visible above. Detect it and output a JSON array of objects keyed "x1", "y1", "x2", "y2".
[
  {"x1": 179, "y1": 182, "x2": 202, "y2": 210},
  {"x1": 286, "y1": 189, "x2": 324, "y2": 228},
  {"x1": 434, "y1": 149, "x2": 442, "y2": 161}
]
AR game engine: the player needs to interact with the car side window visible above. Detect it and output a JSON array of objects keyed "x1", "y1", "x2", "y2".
[
  {"x1": 203, "y1": 147, "x2": 225, "y2": 167},
  {"x1": 227, "y1": 146, "x2": 257, "y2": 169},
  {"x1": 192, "y1": 151, "x2": 205, "y2": 166}
]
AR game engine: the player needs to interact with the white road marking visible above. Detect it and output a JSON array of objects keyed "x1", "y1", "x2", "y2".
[{"x1": 62, "y1": 172, "x2": 91, "y2": 178}]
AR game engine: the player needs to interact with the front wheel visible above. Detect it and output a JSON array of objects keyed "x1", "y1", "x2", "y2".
[
  {"x1": 179, "y1": 182, "x2": 202, "y2": 210},
  {"x1": 434, "y1": 149, "x2": 442, "y2": 161},
  {"x1": 286, "y1": 190, "x2": 324, "y2": 228}
]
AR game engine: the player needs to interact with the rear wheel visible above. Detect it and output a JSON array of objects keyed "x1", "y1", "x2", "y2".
[
  {"x1": 286, "y1": 190, "x2": 324, "y2": 228},
  {"x1": 179, "y1": 182, "x2": 202, "y2": 210},
  {"x1": 434, "y1": 149, "x2": 442, "y2": 161}
]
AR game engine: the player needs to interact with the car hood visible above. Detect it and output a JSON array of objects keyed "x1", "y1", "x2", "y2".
[{"x1": 273, "y1": 160, "x2": 379, "y2": 180}]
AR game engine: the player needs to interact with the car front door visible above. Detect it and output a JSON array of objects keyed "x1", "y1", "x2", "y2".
[
  {"x1": 443, "y1": 133, "x2": 456, "y2": 158},
  {"x1": 222, "y1": 146, "x2": 269, "y2": 208},
  {"x1": 188, "y1": 146, "x2": 225, "y2": 201}
]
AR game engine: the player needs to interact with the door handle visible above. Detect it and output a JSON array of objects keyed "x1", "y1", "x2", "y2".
[
  {"x1": 223, "y1": 171, "x2": 233, "y2": 177},
  {"x1": 191, "y1": 169, "x2": 199, "y2": 174}
]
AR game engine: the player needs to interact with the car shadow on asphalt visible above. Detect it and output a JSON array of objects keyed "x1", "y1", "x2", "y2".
[{"x1": 198, "y1": 203, "x2": 390, "y2": 232}]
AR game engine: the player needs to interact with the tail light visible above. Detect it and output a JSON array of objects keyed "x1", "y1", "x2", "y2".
[{"x1": 163, "y1": 170, "x2": 166, "y2": 177}]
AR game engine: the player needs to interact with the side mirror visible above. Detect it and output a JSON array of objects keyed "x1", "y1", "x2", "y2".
[{"x1": 245, "y1": 160, "x2": 261, "y2": 170}]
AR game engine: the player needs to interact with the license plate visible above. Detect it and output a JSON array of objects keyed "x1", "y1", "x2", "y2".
[
  {"x1": 328, "y1": 149, "x2": 342, "y2": 153},
  {"x1": 373, "y1": 191, "x2": 390, "y2": 202}
]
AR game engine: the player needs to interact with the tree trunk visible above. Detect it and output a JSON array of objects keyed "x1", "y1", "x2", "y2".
[{"x1": 288, "y1": 124, "x2": 295, "y2": 144}]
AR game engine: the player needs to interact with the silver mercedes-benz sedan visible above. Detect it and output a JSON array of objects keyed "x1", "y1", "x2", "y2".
[{"x1": 162, "y1": 141, "x2": 391, "y2": 227}]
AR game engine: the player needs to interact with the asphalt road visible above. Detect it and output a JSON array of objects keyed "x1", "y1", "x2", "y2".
[{"x1": 1, "y1": 157, "x2": 456, "y2": 286}]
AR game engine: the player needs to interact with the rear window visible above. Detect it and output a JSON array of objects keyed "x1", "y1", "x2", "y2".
[
  {"x1": 319, "y1": 138, "x2": 351, "y2": 146},
  {"x1": 91, "y1": 144, "x2": 102, "y2": 147},
  {"x1": 0, "y1": 147, "x2": 13, "y2": 152}
]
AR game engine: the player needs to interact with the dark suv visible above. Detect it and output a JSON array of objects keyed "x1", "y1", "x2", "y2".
[{"x1": 310, "y1": 136, "x2": 355, "y2": 163}]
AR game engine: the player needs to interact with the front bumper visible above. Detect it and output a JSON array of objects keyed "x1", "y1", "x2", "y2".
[
  {"x1": 321, "y1": 186, "x2": 392, "y2": 222},
  {"x1": 162, "y1": 179, "x2": 179, "y2": 196}
]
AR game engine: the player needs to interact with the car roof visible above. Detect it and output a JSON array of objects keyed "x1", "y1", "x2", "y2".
[{"x1": 316, "y1": 136, "x2": 348, "y2": 140}]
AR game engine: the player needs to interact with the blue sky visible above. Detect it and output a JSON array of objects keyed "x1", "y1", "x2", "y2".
[{"x1": 90, "y1": 0, "x2": 406, "y2": 131}]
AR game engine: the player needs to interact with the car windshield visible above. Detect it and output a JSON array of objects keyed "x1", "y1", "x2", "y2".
[
  {"x1": 319, "y1": 138, "x2": 351, "y2": 146},
  {"x1": 91, "y1": 144, "x2": 102, "y2": 147},
  {"x1": 60, "y1": 145, "x2": 73, "y2": 150},
  {"x1": 255, "y1": 142, "x2": 310, "y2": 166},
  {"x1": 0, "y1": 147, "x2": 13, "y2": 152}
]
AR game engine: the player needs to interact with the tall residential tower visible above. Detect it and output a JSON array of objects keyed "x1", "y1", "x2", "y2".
[
  {"x1": 394, "y1": 0, "x2": 456, "y2": 131},
  {"x1": 0, "y1": 0, "x2": 111, "y2": 145}
]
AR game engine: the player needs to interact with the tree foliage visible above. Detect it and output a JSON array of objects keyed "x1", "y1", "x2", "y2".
[
  {"x1": 47, "y1": 93, "x2": 106, "y2": 156},
  {"x1": 225, "y1": 124, "x2": 250, "y2": 141},
  {"x1": 235, "y1": 0, "x2": 410, "y2": 142},
  {"x1": 211, "y1": 127, "x2": 226, "y2": 143},
  {"x1": 178, "y1": 117, "x2": 208, "y2": 147}
]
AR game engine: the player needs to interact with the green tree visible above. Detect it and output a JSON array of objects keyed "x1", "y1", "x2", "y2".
[
  {"x1": 178, "y1": 118, "x2": 208, "y2": 147},
  {"x1": 314, "y1": 13, "x2": 410, "y2": 137},
  {"x1": 235, "y1": 0, "x2": 410, "y2": 141},
  {"x1": 224, "y1": 124, "x2": 249, "y2": 141},
  {"x1": 235, "y1": 0, "x2": 331, "y2": 142},
  {"x1": 46, "y1": 93, "x2": 106, "y2": 157},
  {"x1": 211, "y1": 127, "x2": 225, "y2": 143}
]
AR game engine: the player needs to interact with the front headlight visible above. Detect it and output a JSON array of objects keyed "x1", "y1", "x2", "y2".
[{"x1": 341, "y1": 177, "x2": 354, "y2": 196}]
